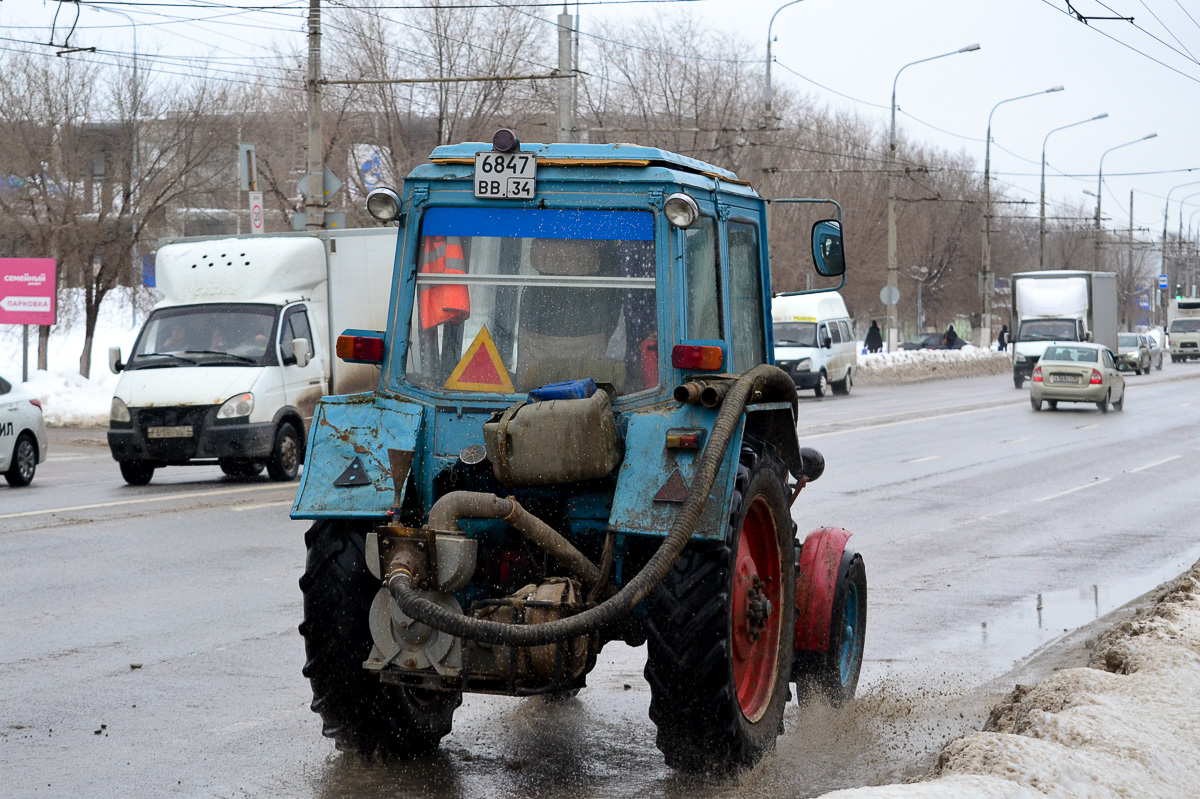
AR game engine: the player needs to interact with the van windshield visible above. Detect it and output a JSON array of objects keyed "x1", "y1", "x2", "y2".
[
  {"x1": 405, "y1": 207, "x2": 657, "y2": 395},
  {"x1": 1170, "y1": 319, "x2": 1200, "y2": 333},
  {"x1": 128, "y1": 304, "x2": 277, "y2": 369},
  {"x1": 773, "y1": 321, "x2": 817, "y2": 347}
]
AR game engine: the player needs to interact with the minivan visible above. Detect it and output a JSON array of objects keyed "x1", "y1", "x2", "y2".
[{"x1": 771, "y1": 291, "x2": 857, "y2": 397}]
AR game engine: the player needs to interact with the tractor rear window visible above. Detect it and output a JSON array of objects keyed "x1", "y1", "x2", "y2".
[{"x1": 405, "y1": 208, "x2": 657, "y2": 395}]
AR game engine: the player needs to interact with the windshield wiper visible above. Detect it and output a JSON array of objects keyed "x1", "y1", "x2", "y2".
[
  {"x1": 136, "y1": 352, "x2": 198, "y2": 365},
  {"x1": 182, "y1": 349, "x2": 257, "y2": 364}
]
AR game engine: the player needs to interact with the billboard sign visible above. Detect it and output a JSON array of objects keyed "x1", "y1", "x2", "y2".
[{"x1": 0, "y1": 258, "x2": 56, "y2": 325}]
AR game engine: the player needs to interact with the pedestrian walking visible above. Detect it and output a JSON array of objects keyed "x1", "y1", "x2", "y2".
[
  {"x1": 942, "y1": 324, "x2": 959, "y2": 349},
  {"x1": 998, "y1": 324, "x2": 1009, "y2": 351},
  {"x1": 864, "y1": 320, "x2": 883, "y2": 353}
]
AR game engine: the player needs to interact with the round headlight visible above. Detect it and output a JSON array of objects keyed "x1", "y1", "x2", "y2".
[
  {"x1": 365, "y1": 187, "x2": 402, "y2": 222},
  {"x1": 110, "y1": 397, "x2": 131, "y2": 423},
  {"x1": 664, "y1": 193, "x2": 700, "y2": 229}
]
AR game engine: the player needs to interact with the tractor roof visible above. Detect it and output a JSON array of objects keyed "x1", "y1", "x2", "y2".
[{"x1": 426, "y1": 142, "x2": 741, "y2": 183}]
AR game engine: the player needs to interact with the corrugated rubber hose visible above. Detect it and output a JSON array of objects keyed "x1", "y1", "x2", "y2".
[{"x1": 388, "y1": 364, "x2": 799, "y2": 647}]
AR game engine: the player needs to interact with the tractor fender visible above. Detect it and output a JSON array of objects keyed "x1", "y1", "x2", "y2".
[{"x1": 793, "y1": 526, "x2": 853, "y2": 653}]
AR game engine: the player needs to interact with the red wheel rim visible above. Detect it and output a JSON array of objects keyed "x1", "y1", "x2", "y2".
[{"x1": 731, "y1": 496, "x2": 782, "y2": 722}]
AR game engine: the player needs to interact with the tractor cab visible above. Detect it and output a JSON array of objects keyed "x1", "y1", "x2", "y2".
[{"x1": 291, "y1": 131, "x2": 861, "y2": 774}]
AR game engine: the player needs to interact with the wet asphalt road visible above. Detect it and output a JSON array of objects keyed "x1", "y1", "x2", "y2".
[{"x1": 3, "y1": 363, "x2": 1200, "y2": 798}]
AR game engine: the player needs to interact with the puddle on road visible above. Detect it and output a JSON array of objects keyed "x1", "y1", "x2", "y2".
[{"x1": 874, "y1": 543, "x2": 1200, "y2": 688}]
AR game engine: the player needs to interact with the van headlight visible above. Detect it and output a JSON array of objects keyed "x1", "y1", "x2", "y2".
[
  {"x1": 110, "y1": 397, "x2": 131, "y2": 423},
  {"x1": 795, "y1": 358, "x2": 812, "y2": 372},
  {"x1": 217, "y1": 392, "x2": 254, "y2": 420}
]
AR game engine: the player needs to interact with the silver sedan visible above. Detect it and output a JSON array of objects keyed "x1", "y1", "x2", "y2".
[{"x1": 1030, "y1": 343, "x2": 1126, "y2": 413}]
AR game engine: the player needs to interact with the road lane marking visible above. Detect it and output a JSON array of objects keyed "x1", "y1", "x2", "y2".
[
  {"x1": 231, "y1": 500, "x2": 295, "y2": 512},
  {"x1": 1182, "y1": 403, "x2": 1192, "y2": 408},
  {"x1": 802, "y1": 401, "x2": 1026, "y2": 439},
  {"x1": 904, "y1": 455, "x2": 939, "y2": 463},
  {"x1": 1035, "y1": 477, "x2": 1112, "y2": 503},
  {"x1": 1003, "y1": 437, "x2": 1030, "y2": 444},
  {"x1": 1076, "y1": 424, "x2": 1098, "y2": 430},
  {"x1": 0, "y1": 483, "x2": 296, "y2": 520},
  {"x1": 1130, "y1": 455, "x2": 1182, "y2": 473}
]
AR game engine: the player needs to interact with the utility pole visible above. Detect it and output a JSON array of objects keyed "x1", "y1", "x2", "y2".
[
  {"x1": 556, "y1": 9, "x2": 574, "y2": 143},
  {"x1": 305, "y1": 0, "x2": 324, "y2": 231}
]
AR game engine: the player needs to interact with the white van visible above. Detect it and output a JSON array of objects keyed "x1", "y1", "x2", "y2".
[{"x1": 771, "y1": 291, "x2": 857, "y2": 397}]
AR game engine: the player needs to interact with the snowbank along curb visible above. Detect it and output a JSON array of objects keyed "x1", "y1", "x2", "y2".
[
  {"x1": 820, "y1": 559, "x2": 1200, "y2": 798},
  {"x1": 855, "y1": 348, "x2": 1012, "y2": 387}
]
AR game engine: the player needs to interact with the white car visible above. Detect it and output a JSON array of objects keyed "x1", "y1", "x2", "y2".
[{"x1": 0, "y1": 374, "x2": 48, "y2": 487}]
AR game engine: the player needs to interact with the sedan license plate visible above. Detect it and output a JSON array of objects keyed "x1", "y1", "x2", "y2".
[
  {"x1": 1050, "y1": 374, "x2": 1079, "y2": 384},
  {"x1": 474, "y1": 152, "x2": 536, "y2": 199},
  {"x1": 146, "y1": 425, "x2": 193, "y2": 439}
]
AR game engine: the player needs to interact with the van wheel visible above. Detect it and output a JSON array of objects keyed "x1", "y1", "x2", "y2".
[
  {"x1": 831, "y1": 370, "x2": 852, "y2": 396},
  {"x1": 267, "y1": 423, "x2": 302, "y2": 481},
  {"x1": 119, "y1": 461, "x2": 155, "y2": 486},
  {"x1": 814, "y1": 371, "x2": 828, "y2": 398}
]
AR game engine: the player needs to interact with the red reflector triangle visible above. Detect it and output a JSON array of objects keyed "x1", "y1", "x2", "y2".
[
  {"x1": 653, "y1": 469, "x2": 690, "y2": 503},
  {"x1": 444, "y1": 325, "x2": 515, "y2": 393}
]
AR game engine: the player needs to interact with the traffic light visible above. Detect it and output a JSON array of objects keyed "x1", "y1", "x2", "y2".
[{"x1": 1177, "y1": 284, "x2": 1184, "y2": 299}]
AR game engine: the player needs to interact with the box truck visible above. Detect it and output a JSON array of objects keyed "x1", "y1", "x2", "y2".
[
  {"x1": 106, "y1": 228, "x2": 396, "y2": 485},
  {"x1": 1010, "y1": 270, "x2": 1118, "y2": 388},
  {"x1": 1167, "y1": 298, "x2": 1200, "y2": 362}
]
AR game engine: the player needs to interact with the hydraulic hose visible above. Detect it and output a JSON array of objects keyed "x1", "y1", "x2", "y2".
[
  {"x1": 387, "y1": 364, "x2": 798, "y2": 647},
  {"x1": 426, "y1": 491, "x2": 604, "y2": 588}
]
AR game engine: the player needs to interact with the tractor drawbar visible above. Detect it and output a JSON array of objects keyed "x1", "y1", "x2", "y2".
[{"x1": 386, "y1": 364, "x2": 799, "y2": 648}]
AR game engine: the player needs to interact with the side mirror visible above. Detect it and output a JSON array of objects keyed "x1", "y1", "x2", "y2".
[
  {"x1": 810, "y1": 219, "x2": 845, "y2": 277},
  {"x1": 1085, "y1": 331, "x2": 1093, "y2": 342},
  {"x1": 292, "y1": 338, "x2": 311, "y2": 369},
  {"x1": 108, "y1": 346, "x2": 124, "y2": 374},
  {"x1": 821, "y1": 336, "x2": 833, "y2": 349}
]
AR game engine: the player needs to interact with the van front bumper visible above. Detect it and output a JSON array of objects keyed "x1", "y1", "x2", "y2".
[{"x1": 108, "y1": 406, "x2": 276, "y2": 464}]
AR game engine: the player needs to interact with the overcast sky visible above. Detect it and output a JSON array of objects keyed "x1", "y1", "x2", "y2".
[{"x1": 7, "y1": 0, "x2": 1200, "y2": 240}]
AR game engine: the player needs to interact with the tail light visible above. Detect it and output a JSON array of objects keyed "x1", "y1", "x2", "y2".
[
  {"x1": 1032, "y1": 366, "x2": 1042, "y2": 382},
  {"x1": 1090, "y1": 369, "x2": 1103, "y2": 384},
  {"x1": 672, "y1": 344, "x2": 723, "y2": 371},
  {"x1": 29, "y1": 399, "x2": 42, "y2": 411},
  {"x1": 336, "y1": 330, "x2": 385, "y2": 364}
]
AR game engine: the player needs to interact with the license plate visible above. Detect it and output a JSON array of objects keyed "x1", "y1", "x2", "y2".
[
  {"x1": 474, "y1": 152, "x2": 536, "y2": 199},
  {"x1": 147, "y1": 425, "x2": 193, "y2": 439},
  {"x1": 1050, "y1": 374, "x2": 1078, "y2": 384}
]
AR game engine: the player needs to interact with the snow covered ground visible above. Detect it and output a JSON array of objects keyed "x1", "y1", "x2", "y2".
[
  {"x1": 0, "y1": 288, "x2": 148, "y2": 427},
  {"x1": 819, "y1": 559, "x2": 1200, "y2": 799},
  {"x1": 856, "y1": 345, "x2": 1012, "y2": 385}
]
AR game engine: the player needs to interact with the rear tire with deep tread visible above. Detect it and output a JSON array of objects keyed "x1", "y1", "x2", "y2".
[
  {"x1": 643, "y1": 445, "x2": 795, "y2": 773},
  {"x1": 299, "y1": 520, "x2": 460, "y2": 757}
]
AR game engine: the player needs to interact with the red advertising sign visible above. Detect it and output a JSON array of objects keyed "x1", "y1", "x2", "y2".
[{"x1": 0, "y1": 258, "x2": 56, "y2": 326}]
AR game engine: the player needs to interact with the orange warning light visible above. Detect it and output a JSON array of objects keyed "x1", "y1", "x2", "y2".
[{"x1": 443, "y1": 325, "x2": 515, "y2": 393}]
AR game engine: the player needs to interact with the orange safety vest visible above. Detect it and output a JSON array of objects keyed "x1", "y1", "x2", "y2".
[{"x1": 418, "y1": 236, "x2": 471, "y2": 330}]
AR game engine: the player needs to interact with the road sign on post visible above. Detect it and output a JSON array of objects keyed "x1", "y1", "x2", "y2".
[
  {"x1": 880, "y1": 285, "x2": 900, "y2": 306},
  {"x1": 0, "y1": 258, "x2": 56, "y2": 326},
  {"x1": 249, "y1": 191, "x2": 265, "y2": 234},
  {"x1": 1159, "y1": 274, "x2": 1169, "y2": 290}
]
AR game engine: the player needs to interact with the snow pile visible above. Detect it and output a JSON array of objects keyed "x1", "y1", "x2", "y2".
[
  {"x1": 856, "y1": 347, "x2": 1011, "y2": 386},
  {"x1": 21, "y1": 370, "x2": 113, "y2": 427},
  {"x1": 1, "y1": 287, "x2": 146, "y2": 428},
  {"x1": 820, "y1": 560, "x2": 1200, "y2": 799}
]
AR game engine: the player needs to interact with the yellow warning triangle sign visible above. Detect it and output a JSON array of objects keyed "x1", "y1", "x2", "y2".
[{"x1": 444, "y1": 325, "x2": 515, "y2": 393}]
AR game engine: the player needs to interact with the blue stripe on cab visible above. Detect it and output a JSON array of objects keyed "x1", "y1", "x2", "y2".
[{"x1": 422, "y1": 208, "x2": 653, "y2": 241}]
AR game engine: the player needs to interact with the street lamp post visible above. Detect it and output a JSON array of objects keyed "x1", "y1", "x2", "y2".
[
  {"x1": 1161, "y1": 180, "x2": 1200, "y2": 323},
  {"x1": 1039, "y1": 113, "x2": 1108, "y2": 269},
  {"x1": 763, "y1": 0, "x2": 806, "y2": 175},
  {"x1": 1094, "y1": 133, "x2": 1157, "y2": 269},
  {"x1": 981, "y1": 86, "x2": 1063, "y2": 348},
  {"x1": 886, "y1": 43, "x2": 980, "y2": 352}
]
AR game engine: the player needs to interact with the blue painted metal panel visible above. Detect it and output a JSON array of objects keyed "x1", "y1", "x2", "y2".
[
  {"x1": 291, "y1": 392, "x2": 426, "y2": 519},
  {"x1": 422, "y1": 207, "x2": 653, "y2": 240},
  {"x1": 608, "y1": 404, "x2": 744, "y2": 540}
]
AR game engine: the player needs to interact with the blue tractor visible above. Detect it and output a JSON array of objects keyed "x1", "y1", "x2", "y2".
[{"x1": 293, "y1": 131, "x2": 866, "y2": 772}]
